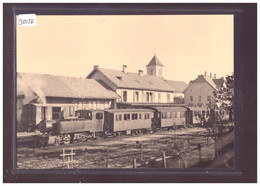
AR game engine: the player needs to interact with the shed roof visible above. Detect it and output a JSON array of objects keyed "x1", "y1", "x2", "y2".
[
  {"x1": 87, "y1": 67, "x2": 175, "y2": 92},
  {"x1": 17, "y1": 72, "x2": 120, "y2": 99}
]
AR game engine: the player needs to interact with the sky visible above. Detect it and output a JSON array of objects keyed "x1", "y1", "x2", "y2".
[{"x1": 17, "y1": 15, "x2": 234, "y2": 84}]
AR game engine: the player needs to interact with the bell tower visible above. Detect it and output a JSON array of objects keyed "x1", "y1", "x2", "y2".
[{"x1": 146, "y1": 54, "x2": 164, "y2": 78}]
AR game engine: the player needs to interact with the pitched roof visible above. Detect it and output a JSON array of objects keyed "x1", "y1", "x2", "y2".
[
  {"x1": 87, "y1": 67, "x2": 175, "y2": 92},
  {"x1": 165, "y1": 80, "x2": 188, "y2": 93},
  {"x1": 146, "y1": 55, "x2": 164, "y2": 67},
  {"x1": 213, "y1": 78, "x2": 224, "y2": 88},
  {"x1": 17, "y1": 72, "x2": 119, "y2": 99},
  {"x1": 183, "y1": 75, "x2": 223, "y2": 93}
]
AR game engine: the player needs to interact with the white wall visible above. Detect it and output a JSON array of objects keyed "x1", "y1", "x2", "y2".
[
  {"x1": 116, "y1": 88, "x2": 174, "y2": 103},
  {"x1": 184, "y1": 82, "x2": 215, "y2": 108}
]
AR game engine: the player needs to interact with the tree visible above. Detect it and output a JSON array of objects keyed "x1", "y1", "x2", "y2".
[{"x1": 207, "y1": 73, "x2": 234, "y2": 132}]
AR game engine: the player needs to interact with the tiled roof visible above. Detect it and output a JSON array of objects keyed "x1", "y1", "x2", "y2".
[
  {"x1": 17, "y1": 72, "x2": 120, "y2": 99},
  {"x1": 89, "y1": 67, "x2": 175, "y2": 92},
  {"x1": 183, "y1": 75, "x2": 224, "y2": 93},
  {"x1": 165, "y1": 80, "x2": 188, "y2": 93},
  {"x1": 146, "y1": 55, "x2": 164, "y2": 66},
  {"x1": 213, "y1": 78, "x2": 224, "y2": 88}
]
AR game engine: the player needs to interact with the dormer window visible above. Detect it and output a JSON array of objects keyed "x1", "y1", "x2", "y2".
[{"x1": 116, "y1": 76, "x2": 122, "y2": 80}]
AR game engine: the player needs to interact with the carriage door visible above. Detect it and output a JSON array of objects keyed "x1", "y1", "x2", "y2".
[{"x1": 185, "y1": 110, "x2": 193, "y2": 125}]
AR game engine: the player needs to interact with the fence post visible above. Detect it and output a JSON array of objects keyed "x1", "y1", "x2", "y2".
[
  {"x1": 140, "y1": 143, "x2": 143, "y2": 161},
  {"x1": 133, "y1": 159, "x2": 137, "y2": 168},
  {"x1": 198, "y1": 144, "x2": 202, "y2": 164},
  {"x1": 106, "y1": 149, "x2": 109, "y2": 168},
  {"x1": 162, "y1": 151, "x2": 166, "y2": 168},
  {"x1": 71, "y1": 148, "x2": 73, "y2": 161},
  {"x1": 67, "y1": 157, "x2": 70, "y2": 169}
]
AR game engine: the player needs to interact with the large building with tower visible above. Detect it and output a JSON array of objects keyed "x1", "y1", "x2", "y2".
[{"x1": 87, "y1": 55, "x2": 187, "y2": 108}]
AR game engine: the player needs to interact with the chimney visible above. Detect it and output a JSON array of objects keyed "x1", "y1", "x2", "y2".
[
  {"x1": 210, "y1": 72, "x2": 212, "y2": 78},
  {"x1": 138, "y1": 70, "x2": 143, "y2": 76},
  {"x1": 94, "y1": 65, "x2": 99, "y2": 69},
  {"x1": 205, "y1": 71, "x2": 207, "y2": 76},
  {"x1": 123, "y1": 65, "x2": 127, "y2": 73}
]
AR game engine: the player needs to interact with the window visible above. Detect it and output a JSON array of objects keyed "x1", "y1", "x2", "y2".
[
  {"x1": 146, "y1": 92, "x2": 149, "y2": 102},
  {"x1": 124, "y1": 114, "x2": 130, "y2": 120},
  {"x1": 198, "y1": 95, "x2": 202, "y2": 102},
  {"x1": 52, "y1": 107, "x2": 61, "y2": 120},
  {"x1": 158, "y1": 93, "x2": 161, "y2": 102},
  {"x1": 116, "y1": 114, "x2": 118, "y2": 121},
  {"x1": 207, "y1": 95, "x2": 211, "y2": 101},
  {"x1": 172, "y1": 111, "x2": 176, "y2": 118},
  {"x1": 162, "y1": 112, "x2": 167, "y2": 119},
  {"x1": 135, "y1": 92, "x2": 139, "y2": 102},
  {"x1": 41, "y1": 107, "x2": 46, "y2": 119},
  {"x1": 132, "y1": 113, "x2": 138, "y2": 120},
  {"x1": 144, "y1": 113, "x2": 150, "y2": 120},
  {"x1": 180, "y1": 111, "x2": 185, "y2": 118},
  {"x1": 176, "y1": 111, "x2": 180, "y2": 118},
  {"x1": 139, "y1": 114, "x2": 142, "y2": 119},
  {"x1": 167, "y1": 94, "x2": 170, "y2": 103},
  {"x1": 123, "y1": 91, "x2": 127, "y2": 102},
  {"x1": 150, "y1": 69, "x2": 153, "y2": 75},
  {"x1": 96, "y1": 112, "x2": 103, "y2": 119},
  {"x1": 190, "y1": 96, "x2": 193, "y2": 101}
]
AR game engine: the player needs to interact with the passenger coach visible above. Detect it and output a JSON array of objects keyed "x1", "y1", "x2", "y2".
[{"x1": 104, "y1": 109, "x2": 154, "y2": 135}]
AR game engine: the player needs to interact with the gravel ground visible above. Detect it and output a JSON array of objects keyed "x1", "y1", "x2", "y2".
[{"x1": 17, "y1": 127, "x2": 229, "y2": 169}]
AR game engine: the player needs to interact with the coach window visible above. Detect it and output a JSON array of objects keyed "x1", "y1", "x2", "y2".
[
  {"x1": 96, "y1": 112, "x2": 103, "y2": 120},
  {"x1": 180, "y1": 111, "x2": 185, "y2": 118},
  {"x1": 52, "y1": 107, "x2": 61, "y2": 120},
  {"x1": 132, "y1": 113, "x2": 138, "y2": 120},
  {"x1": 124, "y1": 114, "x2": 130, "y2": 120},
  {"x1": 166, "y1": 112, "x2": 171, "y2": 118},
  {"x1": 176, "y1": 111, "x2": 180, "y2": 118}
]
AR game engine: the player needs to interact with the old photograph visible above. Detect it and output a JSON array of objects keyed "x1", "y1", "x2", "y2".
[{"x1": 16, "y1": 14, "x2": 234, "y2": 169}]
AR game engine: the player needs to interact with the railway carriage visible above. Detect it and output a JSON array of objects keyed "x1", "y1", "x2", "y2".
[
  {"x1": 151, "y1": 107, "x2": 193, "y2": 129},
  {"x1": 104, "y1": 109, "x2": 153, "y2": 135},
  {"x1": 21, "y1": 103, "x2": 77, "y2": 131}
]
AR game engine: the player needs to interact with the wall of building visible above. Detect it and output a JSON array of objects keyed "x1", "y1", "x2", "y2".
[
  {"x1": 184, "y1": 82, "x2": 215, "y2": 108},
  {"x1": 46, "y1": 97, "x2": 115, "y2": 110},
  {"x1": 147, "y1": 66, "x2": 163, "y2": 78},
  {"x1": 116, "y1": 88, "x2": 173, "y2": 103}
]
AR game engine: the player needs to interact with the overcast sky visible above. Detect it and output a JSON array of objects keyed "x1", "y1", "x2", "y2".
[{"x1": 17, "y1": 15, "x2": 233, "y2": 83}]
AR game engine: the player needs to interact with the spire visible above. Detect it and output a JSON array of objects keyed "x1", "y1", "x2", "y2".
[{"x1": 146, "y1": 55, "x2": 164, "y2": 67}]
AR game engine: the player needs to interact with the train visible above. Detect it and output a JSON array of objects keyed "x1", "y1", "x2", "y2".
[
  {"x1": 21, "y1": 103, "x2": 231, "y2": 146},
  {"x1": 21, "y1": 103, "x2": 195, "y2": 146}
]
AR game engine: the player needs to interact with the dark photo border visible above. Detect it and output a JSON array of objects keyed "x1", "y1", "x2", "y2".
[{"x1": 3, "y1": 3, "x2": 257, "y2": 183}]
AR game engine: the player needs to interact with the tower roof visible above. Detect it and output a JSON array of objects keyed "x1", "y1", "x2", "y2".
[{"x1": 146, "y1": 55, "x2": 164, "y2": 67}]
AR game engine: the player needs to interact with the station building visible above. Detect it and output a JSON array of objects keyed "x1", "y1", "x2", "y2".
[{"x1": 87, "y1": 55, "x2": 187, "y2": 108}]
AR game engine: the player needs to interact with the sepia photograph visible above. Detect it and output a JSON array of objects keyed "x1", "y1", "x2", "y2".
[
  {"x1": 3, "y1": 3, "x2": 257, "y2": 183},
  {"x1": 16, "y1": 14, "x2": 234, "y2": 169}
]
